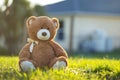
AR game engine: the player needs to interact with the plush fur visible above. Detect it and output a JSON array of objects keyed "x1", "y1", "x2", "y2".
[{"x1": 19, "y1": 16, "x2": 68, "y2": 71}]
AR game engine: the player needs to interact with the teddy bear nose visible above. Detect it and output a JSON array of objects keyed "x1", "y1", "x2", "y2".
[{"x1": 42, "y1": 32, "x2": 47, "y2": 36}]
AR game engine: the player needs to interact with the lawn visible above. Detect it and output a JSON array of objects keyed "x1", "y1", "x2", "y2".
[{"x1": 0, "y1": 52, "x2": 120, "y2": 80}]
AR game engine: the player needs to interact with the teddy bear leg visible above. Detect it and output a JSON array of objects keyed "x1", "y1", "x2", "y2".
[
  {"x1": 20, "y1": 61, "x2": 36, "y2": 72},
  {"x1": 49, "y1": 56, "x2": 68, "y2": 69}
]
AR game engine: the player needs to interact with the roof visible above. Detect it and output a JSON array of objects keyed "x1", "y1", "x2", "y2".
[{"x1": 45, "y1": 0, "x2": 120, "y2": 16}]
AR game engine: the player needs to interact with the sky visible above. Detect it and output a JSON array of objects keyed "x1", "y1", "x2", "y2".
[
  {"x1": 0, "y1": 0, "x2": 64, "y2": 11},
  {"x1": 27, "y1": 0, "x2": 64, "y2": 6},
  {"x1": 0, "y1": 0, "x2": 64, "y2": 7}
]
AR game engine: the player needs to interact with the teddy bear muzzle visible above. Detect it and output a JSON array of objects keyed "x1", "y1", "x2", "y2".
[{"x1": 37, "y1": 29, "x2": 50, "y2": 40}]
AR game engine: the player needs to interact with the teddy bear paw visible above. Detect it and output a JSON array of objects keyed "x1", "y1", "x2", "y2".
[
  {"x1": 53, "y1": 61, "x2": 66, "y2": 69},
  {"x1": 20, "y1": 61, "x2": 36, "y2": 72}
]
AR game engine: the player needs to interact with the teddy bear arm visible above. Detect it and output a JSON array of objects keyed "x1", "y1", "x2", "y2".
[
  {"x1": 49, "y1": 41, "x2": 68, "y2": 58},
  {"x1": 56, "y1": 48, "x2": 68, "y2": 58},
  {"x1": 19, "y1": 43, "x2": 32, "y2": 62}
]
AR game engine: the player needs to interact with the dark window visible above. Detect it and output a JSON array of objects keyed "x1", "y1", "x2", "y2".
[{"x1": 57, "y1": 20, "x2": 64, "y2": 40}]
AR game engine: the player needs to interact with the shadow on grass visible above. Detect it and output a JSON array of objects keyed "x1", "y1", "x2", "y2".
[{"x1": 69, "y1": 49, "x2": 120, "y2": 60}]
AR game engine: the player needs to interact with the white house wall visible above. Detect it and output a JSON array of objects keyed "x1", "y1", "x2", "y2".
[
  {"x1": 73, "y1": 15, "x2": 120, "y2": 50},
  {"x1": 55, "y1": 16, "x2": 71, "y2": 50}
]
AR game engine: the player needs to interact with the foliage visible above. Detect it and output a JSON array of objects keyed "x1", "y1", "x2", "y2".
[
  {"x1": 33, "y1": 5, "x2": 46, "y2": 16},
  {"x1": 0, "y1": 47, "x2": 8, "y2": 55},
  {"x1": 0, "y1": 0, "x2": 32, "y2": 54},
  {"x1": 0, "y1": 0, "x2": 45, "y2": 55},
  {"x1": 0, "y1": 55, "x2": 120, "y2": 80}
]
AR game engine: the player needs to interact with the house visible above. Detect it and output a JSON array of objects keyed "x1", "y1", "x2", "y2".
[{"x1": 45, "y1": 0, "x2": 120, "y2": 52}]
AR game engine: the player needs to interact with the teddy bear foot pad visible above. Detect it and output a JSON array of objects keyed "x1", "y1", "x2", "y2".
[
  {"x1": 52, "y1": 61, "x2": 66, "y2": 69},
  {"x1": 20, "y1": 61, "x2": 36, "y2": 72}
]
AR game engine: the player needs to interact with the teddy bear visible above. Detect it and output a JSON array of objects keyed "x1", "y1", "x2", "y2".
[{"x1": 19, "y1": 16, "x2": 68, "y2": 72}]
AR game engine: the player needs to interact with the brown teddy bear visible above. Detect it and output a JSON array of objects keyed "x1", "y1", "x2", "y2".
[{"x1": 19, "y1": 16, "x2": 68, "y2": 72}]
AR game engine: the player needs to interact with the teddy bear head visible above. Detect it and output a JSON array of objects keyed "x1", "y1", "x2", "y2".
[{"x1": 26, "y1": 16, "x2": 59, "y2": 42}]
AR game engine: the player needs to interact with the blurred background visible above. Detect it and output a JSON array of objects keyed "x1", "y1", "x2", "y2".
[{"x1": 0, "y1": 0, "x2": 120, "y2": 56}]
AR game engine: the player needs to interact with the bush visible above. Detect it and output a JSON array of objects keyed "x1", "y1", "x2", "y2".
[{"x1": 0, "y1": 47, "x2": 9, "y2": 56}]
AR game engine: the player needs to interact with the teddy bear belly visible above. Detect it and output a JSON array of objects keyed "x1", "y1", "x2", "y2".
[{"x1": 31, "y1": 47, "x2": 55, "y2": 68}]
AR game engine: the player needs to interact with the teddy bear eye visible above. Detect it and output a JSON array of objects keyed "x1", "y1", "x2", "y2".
[{"x1": 41, "y1": 27, "x2": 43, "y2": 29}]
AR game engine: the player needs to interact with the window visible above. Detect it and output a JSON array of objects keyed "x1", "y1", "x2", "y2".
[{"x1": 57, "y1": 20, "x2": 64, "y2": 40}]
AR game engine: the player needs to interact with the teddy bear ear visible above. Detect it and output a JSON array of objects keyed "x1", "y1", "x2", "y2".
[
  {"x1": 26, "y1": 16, "x2": 36, "y2": 27},
  {"x1": 52, "y1": 18, "x2": 59, "y2": 29}
]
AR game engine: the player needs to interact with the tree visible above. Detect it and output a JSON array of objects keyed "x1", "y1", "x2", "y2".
[
  {"x1": 33, "y1": 5, "x2": 46, "y2": 16},
  {"x1": 0, "y1": 0, "x2": 45, "y2": 55}
]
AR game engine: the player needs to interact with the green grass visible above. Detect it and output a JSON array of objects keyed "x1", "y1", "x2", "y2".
[{"x1": 0, "y1": 53, "x2": 120, "y2": 80}]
